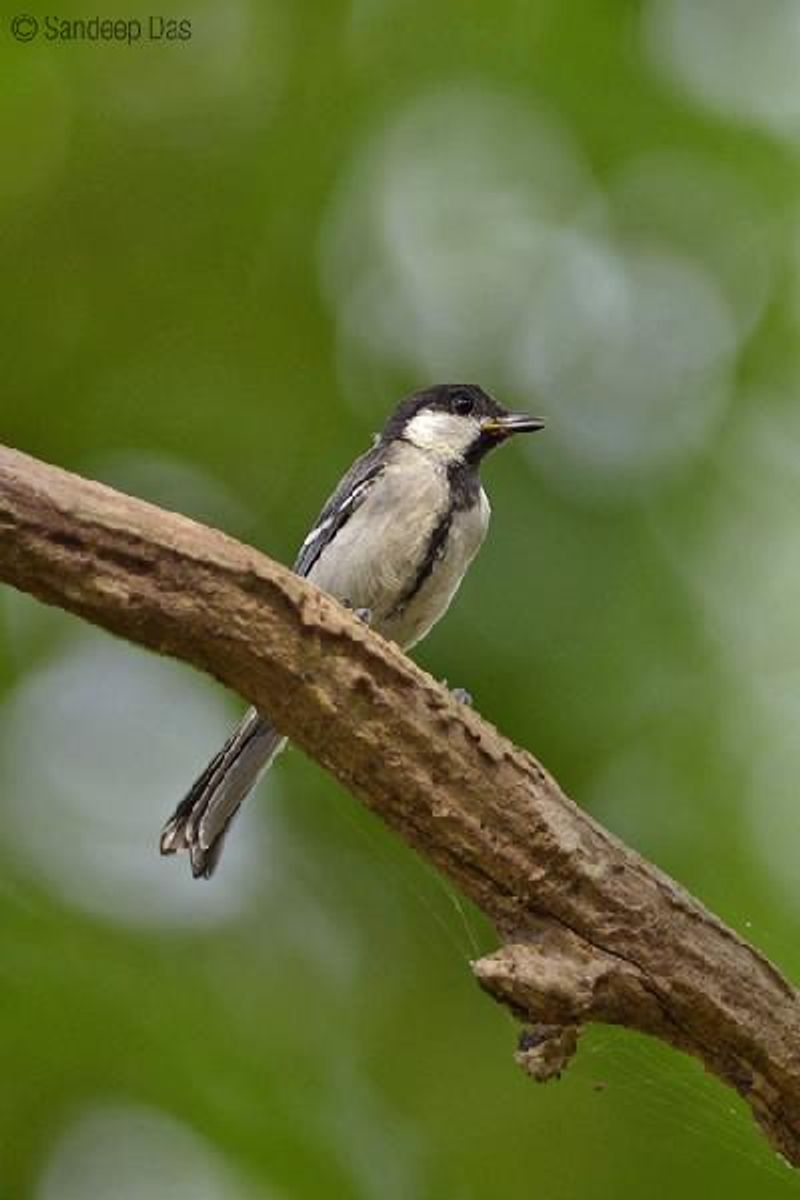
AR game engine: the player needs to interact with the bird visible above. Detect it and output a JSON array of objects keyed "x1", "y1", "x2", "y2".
[{"x1": 160, "y1": 383, "x2": 545, "y2": 877}]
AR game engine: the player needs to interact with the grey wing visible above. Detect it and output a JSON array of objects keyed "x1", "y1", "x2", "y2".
[
  {"x1": 161, "y1": 437, "x2": 384, "y2": 879},
  {"x1": 293, "y1": 442, "x2": 385, "y2": 578}
]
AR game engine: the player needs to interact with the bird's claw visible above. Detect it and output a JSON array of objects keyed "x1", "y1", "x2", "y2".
[
  {"x1": 343, "y1": 600, "x2": 373, "y2": 626},
  {"x1": 445, "y1": 683, "x2": 473, "y2": 707}
]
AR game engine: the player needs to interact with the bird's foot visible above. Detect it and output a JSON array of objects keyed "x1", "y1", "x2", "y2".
[
  {"x1": 343, "y1": 600, "x2": 373, "y2": 626},
  {"x1": 444, "y1": 682, "x2": 473, "y2": 707}
]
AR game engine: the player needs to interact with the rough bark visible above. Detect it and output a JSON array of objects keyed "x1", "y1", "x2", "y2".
[{"x1": 0, "y1": 442, "x2": 798, "y2": 1163}]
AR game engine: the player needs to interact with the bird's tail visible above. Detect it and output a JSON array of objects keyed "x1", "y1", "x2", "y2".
[{"x1": 160, "y1": 707, "x2": 286, "y2": 878}]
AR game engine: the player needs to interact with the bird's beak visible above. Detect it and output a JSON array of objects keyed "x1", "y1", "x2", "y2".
[{"x1": 480, "y1": 413, "x2": 546, "y2": 438}]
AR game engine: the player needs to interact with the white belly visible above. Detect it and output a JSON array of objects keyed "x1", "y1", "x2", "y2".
[
  {"x1": 308, "y1": 460, "x2": 490, "y2": 649},
  {"x1": 384, "y1": 489, "x2": 490, "y2": 648}
]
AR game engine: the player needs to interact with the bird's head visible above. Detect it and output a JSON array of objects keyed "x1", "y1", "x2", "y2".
[{"x1": 382, "y1": 383, "x2": 545, "y2": 465}]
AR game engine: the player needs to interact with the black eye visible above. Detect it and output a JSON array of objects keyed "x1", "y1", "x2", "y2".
[{"x1": 451, "y1": 390, "x2": 475, "y2": 416}]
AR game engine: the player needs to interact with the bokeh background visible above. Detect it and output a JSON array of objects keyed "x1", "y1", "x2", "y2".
[{"x1": 2, "y1": 0, "x2": 800, "y2": 1195}]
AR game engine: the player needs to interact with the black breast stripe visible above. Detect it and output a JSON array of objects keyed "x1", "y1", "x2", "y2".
[
  {"x1": 388, "y1": 510, "x2": 452, "y2": 617},
  {"x1": 447, "y1": 458, "x2": 481, "y2": 511},
  {"x1": 387, "y1": 457, "x2": 481, "y2": 617}
]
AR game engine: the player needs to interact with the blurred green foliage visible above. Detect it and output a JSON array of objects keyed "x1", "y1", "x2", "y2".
[{"x1": 2, "y1": 0, "x2": 800, "y2": 1196}]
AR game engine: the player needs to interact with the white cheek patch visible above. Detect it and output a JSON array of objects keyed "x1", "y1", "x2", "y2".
[{"x1": 403, "y1": 410, "x2": 478, "y2": 458}]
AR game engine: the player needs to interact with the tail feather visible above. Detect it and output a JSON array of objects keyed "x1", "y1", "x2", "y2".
[{"x1": 160, "y1": 708, "x2": 286, "y2": 878}]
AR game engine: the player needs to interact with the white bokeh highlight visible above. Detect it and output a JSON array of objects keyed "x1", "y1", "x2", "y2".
[
  {"x1": 611, "y1": 152, "x2": 777, "y2": 339},
  {"x1": 321, "y1": 85, "x2": 602, "y2": 381},
  {"x1": 659, "y1": 395, "x2": 800, "y2": 912},
  {"x1": 37, "y1": 1103, "x2": 263, "y2": 1200},
  {"x1": 322, "y1": 84, "x2": 750, "y2": 495},
  {"x1": 644, "y1": 0, "x2": 800, "y2": 137},
  {"x1": 511, "y1": 237, "x2": 736, "y2": 490},
  {"x1": 0, "y1": 631, "x2": 269, "y2": 928}
]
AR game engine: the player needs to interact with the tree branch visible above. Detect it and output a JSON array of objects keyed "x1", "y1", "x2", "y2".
[{"x1": 1, "y1": 442, "x2": 798, "y2": 1163}]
